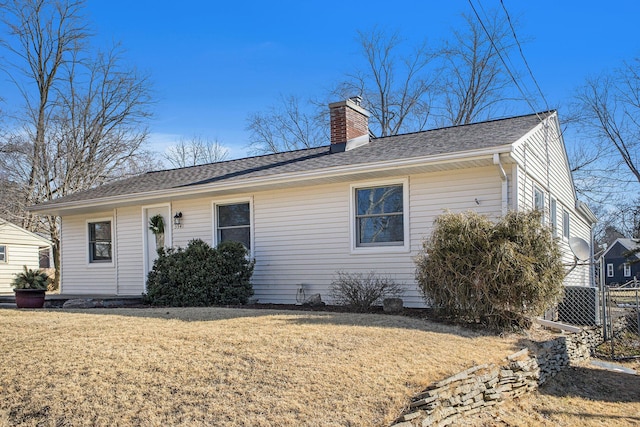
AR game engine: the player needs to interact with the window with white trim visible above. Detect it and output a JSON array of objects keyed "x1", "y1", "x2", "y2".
[
  {"x1": 88, "y1": 221, "x2": 112, "y2": 263},
  {"x1": 562, "y1": 209, "x2": 570, "y2": 240},
  {"x1": 534, "y1": 186, "x2": 545, "y2": 224},
  {"x1": 550, "y1": 198, "x2": 557, "y2": 236},
  {"x1": 624, "y1": 263, "x2": 632, "y2": 277},
  {"x1": 607, "y1": 263, "x2": 614, "y2": 277},
  {"x1": 0, "y1": 245, "x2": 6, "y2": 263},
  {"x1": 216, "y1": 202, "x2": 251, "y2": 249},
  {"x1": 355, "y1": 184, "x2": 404, "y2": 247}
]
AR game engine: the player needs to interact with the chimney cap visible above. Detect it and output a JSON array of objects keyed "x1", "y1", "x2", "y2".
[{"x1": 328, "y1": 97, "x2": 370, "y2": 118}]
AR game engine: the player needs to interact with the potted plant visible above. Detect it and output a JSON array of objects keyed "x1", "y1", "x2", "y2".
[
  {"x1": 148, "y1": 214, "x2": 165, "y2": 249},
  {"x1": 12, "y1": 266, "x2": 51, "y2": 308}
]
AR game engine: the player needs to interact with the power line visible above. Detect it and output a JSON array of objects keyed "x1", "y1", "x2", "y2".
[
  {"x1": 467, "y1": 0, "x2": 543, "y2": 121},
  {"x1": 499, "y1": 0, "x2": 550, "y2": 111}
]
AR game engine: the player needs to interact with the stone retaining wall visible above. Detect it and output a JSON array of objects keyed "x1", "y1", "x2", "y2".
[{"x1": 392, "y1": 326, "x2": 603, "y2": 427}]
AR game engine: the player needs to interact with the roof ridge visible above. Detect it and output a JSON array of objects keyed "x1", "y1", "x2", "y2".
[{"x1": 374, "y1": 110, "x2": 556, "y2": 141}]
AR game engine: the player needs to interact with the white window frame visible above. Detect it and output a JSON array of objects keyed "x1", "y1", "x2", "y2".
[
  {"x1": 212, "y1": 197, "x2": 254, "y2": 255},
  {"x1": 534, "y1": 186, "x2": 545, "y2": 223},
  {"x1": 350, "y1": 178, "x2": 410, "y2": 254},
  {"x1": 550, "y1": 197, "x2": 557, "y2": 236},
  {"x1": 607, "y1": 263, "x2": 614, "y2": 278},
  {"x1": 624, "y1": 263, "x2": 632, "y2": 277},
  {"x1": 562, "y1": 209, "x2": 570, "y2": 240},
  {"x1": 0, "y1": 245, "x2": 6, "y2": 263},
  {"x1": 86, "y1": 217, "x2": 115, "y2": 266}
]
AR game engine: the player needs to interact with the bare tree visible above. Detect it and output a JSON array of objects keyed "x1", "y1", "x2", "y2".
[
  {"x1": 0, "y1": 0, "x2": 153, "y2": 286},
  {"x1": 574, "y1": 60, "x2": 640, "y2": 187},
  {"x1": 165, "y1": 135, "x2": 229, "y2": 168},
  {"x1": 247, "y1": 15, "x2": 519, "y2": 154},
  {"x1": 438, "y1": 12, "x2": 516, "y2": 126},
  {"x1": 246, "y1": 95, "x2": 327, "y2": 154},
  {"x1": 337, "y1": 27, "x2": 438, "y2": 137}
]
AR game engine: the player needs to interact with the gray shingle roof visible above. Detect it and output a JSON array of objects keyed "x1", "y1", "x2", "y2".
[{"x1": 34, "y1": 111, "x2": 552, "y2": 208}]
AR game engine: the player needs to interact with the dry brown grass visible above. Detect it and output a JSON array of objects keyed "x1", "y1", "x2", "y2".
[
  {"x1": 0, "y1": 307, "x2": 521, "y2": 427},
  {"x1": 464, "y1": 359, "x2": 640, "y2": 426}
]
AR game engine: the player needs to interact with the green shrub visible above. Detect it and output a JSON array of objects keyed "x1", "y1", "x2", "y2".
[
  {"x1": 415, "y1": 211, "x2": 565, "y2": 330},
  {"x1": 144, "y1": 239, "x2": 255, "y2": 306},
  {"x1": 12, "y1": 266, "x2": 51, "y2": 290},
  {"x1": 329, "y1": 271, "x2": 404, "y2": 312}
]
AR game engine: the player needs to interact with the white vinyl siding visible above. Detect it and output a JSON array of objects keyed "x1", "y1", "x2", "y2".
[
  {"x1": 512, "y1": 115, "x2": 594, "y2": 287},
  {"x1": 0, "y1": 221, "x2": 52, "y2": 293},
  {"x1": 60, "y1": 213, "x2": 117, "y2": 294},
  {"x1": 116, "y1": 206, "x2": 145, "y2": 295}
]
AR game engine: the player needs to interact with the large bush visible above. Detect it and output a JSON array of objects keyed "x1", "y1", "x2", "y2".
[
  {"x1": 415, "y1": 211, "x2": 565, "y2": 329},
  {"x1": 145, "y1": 239, "x2": 254, "y2": 306}
]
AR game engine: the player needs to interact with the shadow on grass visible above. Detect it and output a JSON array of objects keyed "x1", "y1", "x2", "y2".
[
  {"x1": 539, "y1": 364, "x2": 640, "y2": 403},
  {"x1": 35, "y1": 304, "x2": 506, "y2": 339}
]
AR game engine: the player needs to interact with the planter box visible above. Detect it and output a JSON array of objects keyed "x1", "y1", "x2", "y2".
[{"x1": 14, "y1": 289, "x2": 46, "y2": 309}]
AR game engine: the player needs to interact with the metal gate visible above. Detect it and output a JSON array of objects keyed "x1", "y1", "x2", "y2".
[{"x1": 600, "y1": 284, "x2": 640, "y2": 360}]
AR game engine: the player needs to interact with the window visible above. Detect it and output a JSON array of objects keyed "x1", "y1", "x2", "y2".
[
  {"x1": 88, "y1": 221, "x2": 112, "y2": 263},
  {"x1": 355, "y1": 184, "x2": 404, "y2": 247},
  {"x1": 624, "y1": 263, "x2": 632, "y2": 277},
  {"x1": 0, "y1": 245, "x2": 6, "y2": 263},
  {"x1": 216, "y1": 202, "x2": 251, "y2": 249},
  {"x1": 607, "y1": 263, "x2": 614, "y2": 278},
  {"x1": 534, "y1": 186, "x2": 545, "y2": 223},
  {"x1": 550, "y1": 198, "x2": 557, "y2": 236},
  {"x1": 39, "y1": 247, "x2": 50, "y2": 269},
  {"x1": 562, "y1": 210, "x2": 570, "y2": 240},
  {"x1": 534, "y1": 187, "x2": 545, "y2": 211}
]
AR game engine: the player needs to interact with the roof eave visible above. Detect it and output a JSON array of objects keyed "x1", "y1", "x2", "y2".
[{"x1": 29, "y1": 144, "x2": 514, "y2": 216}]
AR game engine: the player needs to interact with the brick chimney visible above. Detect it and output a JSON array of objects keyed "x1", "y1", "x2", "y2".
[{"x1": 329, "y1": 97, "x2": 370, "y2": 151}]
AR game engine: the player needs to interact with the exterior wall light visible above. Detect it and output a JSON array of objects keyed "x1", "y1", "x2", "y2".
[{"x1": 173, "y1": 212, "x2": 183, "y2": 228}]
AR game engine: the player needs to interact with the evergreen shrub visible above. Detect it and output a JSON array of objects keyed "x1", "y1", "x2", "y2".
[{"x1": 144, "y1": 239, "x2": 254, "y2": 306}]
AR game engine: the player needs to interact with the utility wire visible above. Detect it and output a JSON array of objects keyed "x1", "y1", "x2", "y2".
[
  {"x1": 467, "y1": 0, "x2": 543, "y2": 121},
  {"x1": 499, "y1": 0, "x2": 550, "y2": 112}
]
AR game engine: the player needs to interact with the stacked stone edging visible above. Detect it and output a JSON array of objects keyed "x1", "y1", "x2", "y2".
[{"x1": 392, "y1": 326, "x2": 602, "y2": 427}]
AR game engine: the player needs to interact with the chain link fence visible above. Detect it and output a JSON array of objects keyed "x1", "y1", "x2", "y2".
[
  {"x1": 600, "y1": 285, "x2": 640, "y2": 359},
  {"x1": 553, "y1": 281, "x2": 640, "y2": 360}
]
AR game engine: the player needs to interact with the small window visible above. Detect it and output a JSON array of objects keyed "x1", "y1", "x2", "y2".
[
  {"x1": 88, "y1": 221, "x2": 112, "y2": 263},
  {"x1": 534, "y1": 186, "x2": 545, "y2": 223},
  {"x1": 39, "y1": 247, "x2": 50, "y2": 269},
  {"x1": 550, "y1": 198, "x2": 557, "y2": 236},
  {"x1": 562, "y1": 210, "x2": 570, "y2": 240},
  {"x1": 355, "y1": 184, "x2": 404, "y2": 247},
  {"x1": 607, "y1": 263, "x2": 614, "y2": 278},
  {"x1": 534, "y1": 187, "x2": 545, "y2": 211},
  {"x1": 624, "y1": 263, "x2": 632, "y2": 277},
  {"x1": 0, "y1": 245, "x2": 6, "y2": 263},
  {"x1": 217, "y1": 202, "x2": 251, "y2": 249}
]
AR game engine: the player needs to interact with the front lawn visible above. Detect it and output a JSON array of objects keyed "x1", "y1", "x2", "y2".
[{"x1": 0, "y1": 307, "x2": 520, "y2": 426}]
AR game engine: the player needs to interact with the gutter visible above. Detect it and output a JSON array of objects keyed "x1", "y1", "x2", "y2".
[
  {"x1": 493, "y1": 153, "x2": 509, "y2": 215},
  {"x1": 29, "y1": 144, "x2": 515, "y2": 215}
]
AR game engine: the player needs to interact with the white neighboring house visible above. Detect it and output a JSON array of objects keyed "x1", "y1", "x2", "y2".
[
  {"x1": 29, "y1": 99, "x2": 597, "y2": 307},
  {"x1": 0, "y1": 218, "x2": 52, "y2": 294}
]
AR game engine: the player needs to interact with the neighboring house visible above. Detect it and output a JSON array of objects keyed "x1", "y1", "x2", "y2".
[
  {"x1": 601, "y1": 238, "x2": 640, "y2": 286},
  {"x1": 29, "y1": 99, "x2": 597, "y2": 307},
  {"x1": 0, "y1": 218, "x2": 52, "y2": 294}
]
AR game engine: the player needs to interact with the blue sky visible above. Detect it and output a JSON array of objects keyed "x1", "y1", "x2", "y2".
[{"x1": 5, "y1": 1, "x2": 640, "y2": 159}]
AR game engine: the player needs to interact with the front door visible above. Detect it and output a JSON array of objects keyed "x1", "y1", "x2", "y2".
[{"x1": 144, "y1": 206, "x2": 171, "y2": 276}]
